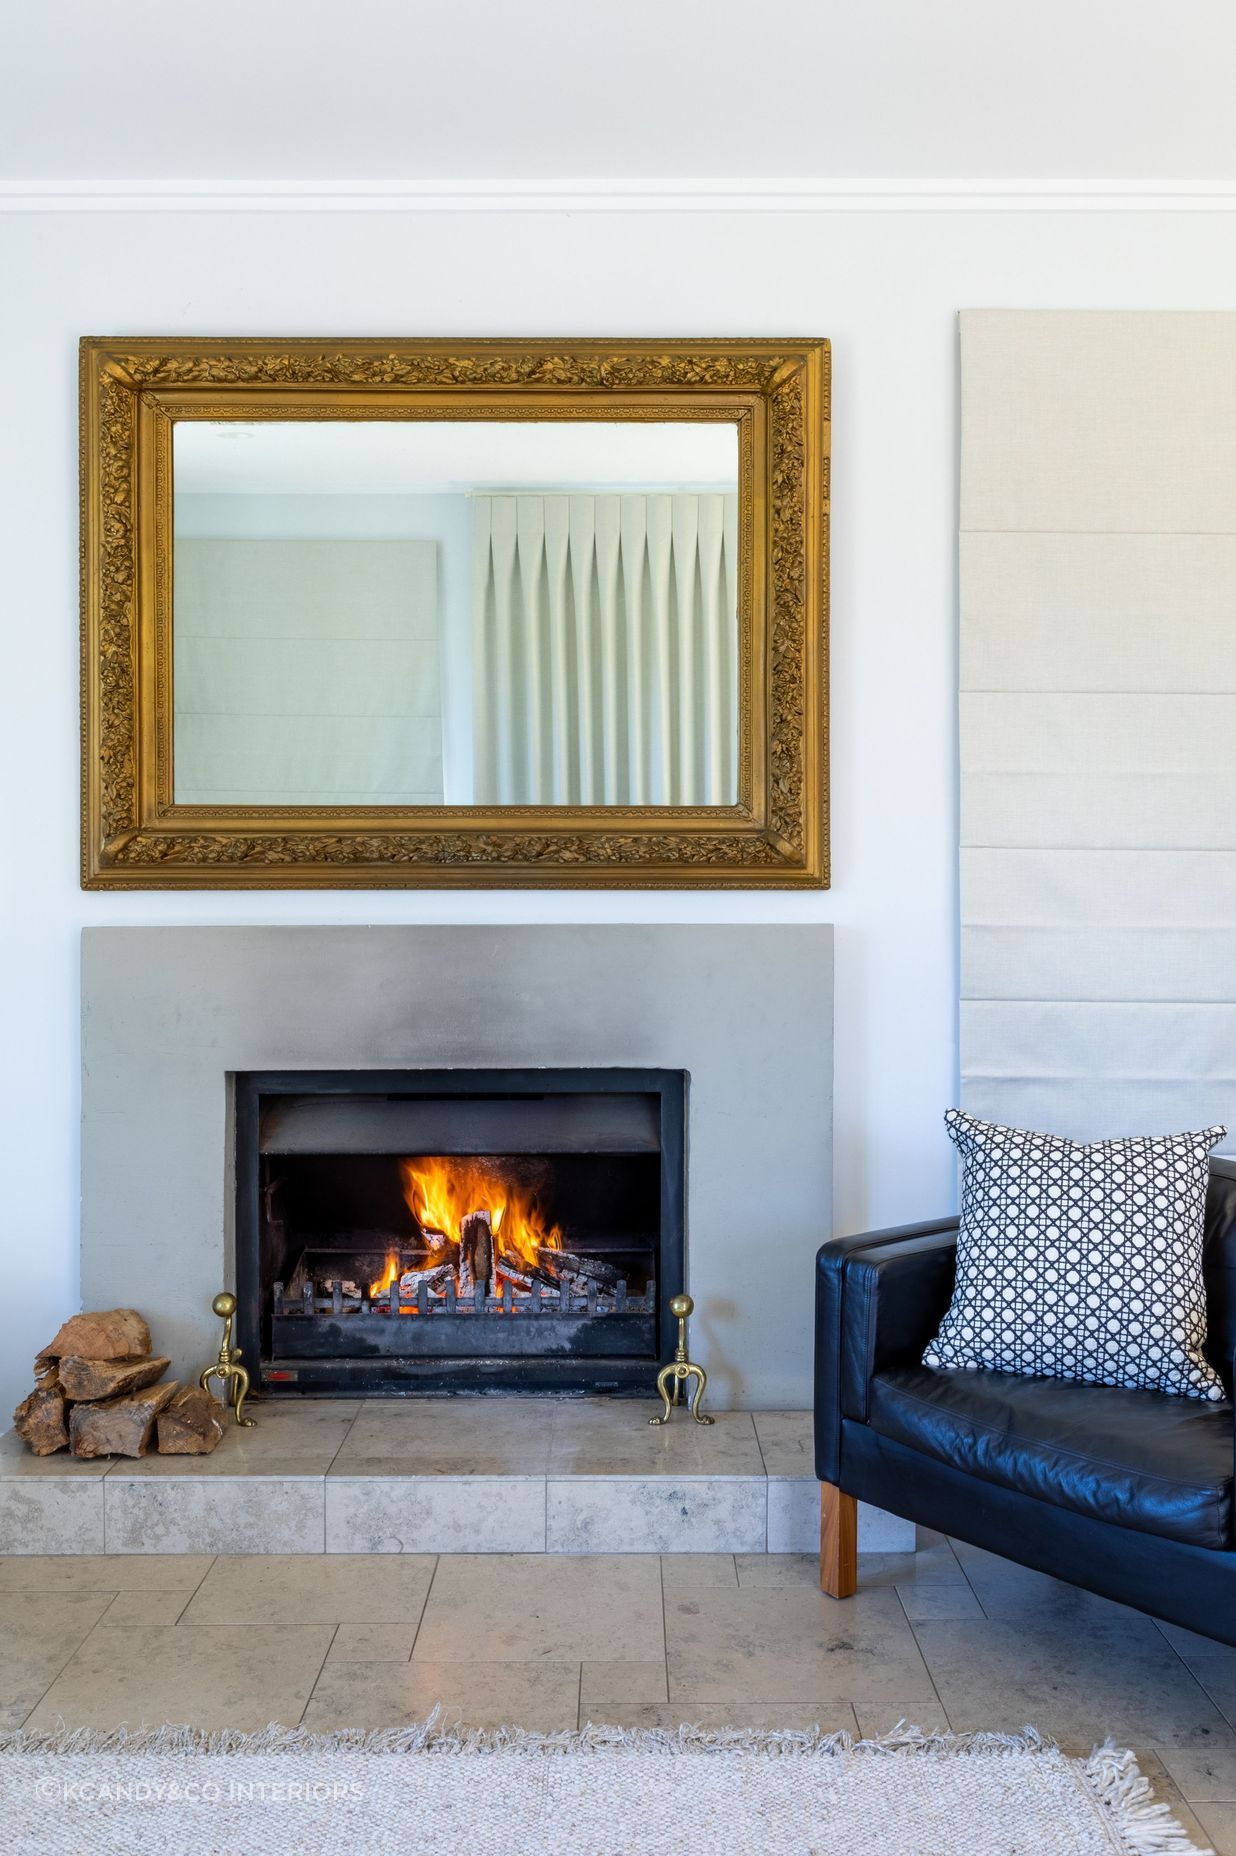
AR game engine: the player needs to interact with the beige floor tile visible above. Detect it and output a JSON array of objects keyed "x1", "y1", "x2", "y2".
[
  {"x1": 181, "y1": 1553, "x2": 436, "y2": 1625},
  {"x1": 750, "y1": 1411, "x2": 813, "y2": 1476},
  {"x1": 262, "y1": 1401, "x2": 364, "y2": 1422},
  {"x1": 1190, "y1": 1798, "x2": 1236, "y2": 1855},
  {"x1": 415, "y1": 1554, "x2": 664, "y2": 1664},
  {"x1": 916, "y1": 1615, "x2": 1236, "y2": 1748},
  {"x1": 102, "y1": 1591, "x2": 190, "y2": 1626},
  {"x1": 1158, "y1": 1623, "x2": 1236, "y2": 1725},
  {"x1": 660, "y1": 1554, "x2": 738, "y2": 1589},
  {"x1": 1159, "y1": 1744, "x2": 1236, "y2": 1802},
  {"x1": 338, "y1": 1399, "x2": 552, "y2": 1476},
  {"x1": 946, "y1": 1538, "x2": 1125, "y2": 1620},
  {"x1": 0, "y1": 1553, "x2": 213, "y2": 1592},
  {"x1": 548, "y1": 1401, "x2": 764, "y2": 1477},
  {"x1": 580, "y1": 1660, "x2": 668, "y2": 1705},
  {"x1": 0, "y1": 1593, "x2": 114, "y2": 1728},
  {"x1": 25, "y1": 1622, "x2": 334, "y2": 1732},
  {"x1": 582, "y1": 1701, "x2": 860, "y2": 1734},
  {"x1": 108, "y1": 1440, "x2": 342, "y2": 1479},
  {"x1": 106, "y1": 1398, "x2": 357, "y2": 1480},
  {"x1": 305, "y1": 1658, "x2": 581, "y2": 1733},
  {"x1": 0, "y1": 1432, "x2": 109, "y2": 1479},
  {"x1": 666, "y1": 1584, "x2": 937, "y2": 1707},
  {"x1": 734, "y1": 1553, "x2": 820, "y2": 1588},
  {"x1": 895, "y1": 1580, "x2": 985, "y2": 1622},
  {"x1": 734, "y1": 1541, "x2": 982, "y2": 1619},
  {"x1": 853, "y1": 1702, "x2": 952, "y2": 1738},
  {"x1": 327, "y1": 1622, "x2": 417, "y2": 1663}
]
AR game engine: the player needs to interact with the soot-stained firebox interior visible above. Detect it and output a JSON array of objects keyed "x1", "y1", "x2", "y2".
[{"x1": 234, "y1": 1069, "x2": 686, "y2": 1396}]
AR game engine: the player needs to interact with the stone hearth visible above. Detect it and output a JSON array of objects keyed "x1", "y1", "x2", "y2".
[{"x1": 0, "y1": 1400, "x2": 911, "y2": 1557}]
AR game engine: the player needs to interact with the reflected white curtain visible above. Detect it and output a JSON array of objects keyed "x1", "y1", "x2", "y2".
[{"x1": 472, "y1": 493, "x2": 738, "y2": 805}]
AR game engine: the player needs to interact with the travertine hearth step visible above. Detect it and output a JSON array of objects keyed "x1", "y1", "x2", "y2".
[{"x1": 0, "y1": 1399, "x2": 913, "y2": 1557}]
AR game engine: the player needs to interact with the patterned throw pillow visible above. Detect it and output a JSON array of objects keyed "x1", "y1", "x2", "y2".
[{"x1": 924, "y1": 1111, "x2": 1226, "y2": 1401}]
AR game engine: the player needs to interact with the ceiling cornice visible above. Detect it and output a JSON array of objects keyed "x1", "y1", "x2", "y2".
[{"x1": 4, "y1": 179, "x2": 1236, "y2": 213}]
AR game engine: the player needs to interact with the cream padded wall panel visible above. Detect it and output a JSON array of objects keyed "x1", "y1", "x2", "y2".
[
  {"x1": 174, "y1": 538, "x2": 441, "y2": 805},
  {"x1": 962, "y1": 535, "x2": 1236, "y2": 692},
  {"x1": 961, "y1": 311, "x2": 1236, "y2": 533},
  {"x1": 960, "y1": 310, "x2": 1236, "y2": 1148}
]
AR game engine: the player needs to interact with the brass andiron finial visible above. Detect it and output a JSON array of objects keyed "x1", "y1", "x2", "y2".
[
  {"x1": 200, "y1": 1292, "x2": 256, "y2": 1427},
  {"x1": 650, "y1": 1294, "x2": 714, "y2": 1426}
]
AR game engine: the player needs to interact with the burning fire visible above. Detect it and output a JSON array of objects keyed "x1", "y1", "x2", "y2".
[
  {"x1": 401, "y1": 1156, "x2": 563, "y2": 1265},
  {"x1": 367, "y1": 1157, "x2": 563, "y2": 1300}
]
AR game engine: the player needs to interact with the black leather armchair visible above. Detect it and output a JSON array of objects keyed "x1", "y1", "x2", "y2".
[{"x1": 814, "y1": 1163, "x2": 1236, "y2": 1642}]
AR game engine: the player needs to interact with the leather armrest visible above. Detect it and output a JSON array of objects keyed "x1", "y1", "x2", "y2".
[{"x1": 815, "y1": 1218, "x2": 958, "y2": 1483}]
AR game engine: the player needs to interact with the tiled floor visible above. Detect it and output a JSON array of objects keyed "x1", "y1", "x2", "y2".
[{"x1": 1, "y1": 1537, "x2": 1235, "y2": 1851}]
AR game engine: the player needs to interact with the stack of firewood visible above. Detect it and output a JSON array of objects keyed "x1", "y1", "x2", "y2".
[{"x1": 12, "y1": 1309, "x2": 228, "y2": 1459}]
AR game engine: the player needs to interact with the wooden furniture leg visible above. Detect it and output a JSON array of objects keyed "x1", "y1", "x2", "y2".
[{"x1": 820, "y1": 1482, "x2": 857, "y2": 1597}]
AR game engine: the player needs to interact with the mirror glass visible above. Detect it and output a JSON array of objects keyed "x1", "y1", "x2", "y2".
[{"x1": 172, "y1": 420, "x2": 739, "y2": 809}]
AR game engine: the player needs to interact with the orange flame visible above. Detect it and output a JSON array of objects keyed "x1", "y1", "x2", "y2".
[
  {"x1": 398, "y1": 1156, "x2": 562, "y2": 1273},
  {"x1": 369, "y1": 1251, "x2": 401, "y2": 1299}
]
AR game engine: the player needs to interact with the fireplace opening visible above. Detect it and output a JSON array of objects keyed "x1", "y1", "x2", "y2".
[{"x1": 234, "y1": 1069, "x2": 686, "y2": 1396}]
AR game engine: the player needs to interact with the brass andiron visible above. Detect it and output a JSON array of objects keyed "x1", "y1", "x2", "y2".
[
  {"x1": 650, "y1": 1293, "x2": 714, "y2": 1426},
  {"x1": 200, "y1": 1292, "x2": 256, "y2": 1427}
]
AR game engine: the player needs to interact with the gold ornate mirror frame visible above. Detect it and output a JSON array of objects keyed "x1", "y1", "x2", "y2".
[{"x1": 81, "y1": 337, "x2": 829, "y2": 888}]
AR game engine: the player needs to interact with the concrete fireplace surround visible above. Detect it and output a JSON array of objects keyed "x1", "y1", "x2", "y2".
[
  {"x1": 0, "y1": 923, "x2": 916, "y2": 1557},
  {"x1": 80, "y1": 924, "x2": 832, "y2": 1410}
]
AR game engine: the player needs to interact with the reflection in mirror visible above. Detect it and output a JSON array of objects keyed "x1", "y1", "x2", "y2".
[{"x1": 172, "y1": 421, "x2": 739, "y2": 809}]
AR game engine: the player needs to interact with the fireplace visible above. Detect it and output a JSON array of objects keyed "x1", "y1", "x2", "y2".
[{"x1": 234, "y1": 1068, "x2": 686, "y2": 1396}]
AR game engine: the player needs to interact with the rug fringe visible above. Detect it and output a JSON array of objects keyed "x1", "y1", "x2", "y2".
[
  {"x1": 0, "y1": 1715, "x2": 1053, "y2": 1759},
  {"x1": 1080, "y1": 1742, "x2": 1214, "y2": 1856}
]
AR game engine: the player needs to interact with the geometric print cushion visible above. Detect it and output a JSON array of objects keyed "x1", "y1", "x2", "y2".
[{"x1": 923, "y1": 1111, "x2": 1227, "y2": 1402}]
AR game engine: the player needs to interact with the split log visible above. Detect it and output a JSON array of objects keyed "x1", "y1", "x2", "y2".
[
  {"x1": 156, "y1": 1385, "x2": 227, "y2": 1455},
  {"x1": 32, "y1": 1355, "x2": 59, "y2": 1387},
  {"x1": 58, "y1": 1355, "x2": 170, "y2": 1402},
  {"x1": 69, "y1": 1381, "x2": 179, "y2": 1459},
  {"x1": 537, "y1": 1248, "x2": 620, "y2": 1288},
  {"x1": 41, "y1": 1309, "x2": 151, "y2": 1363},
  {"x1": 460, "y1": 1211, "x2": 495, "y2": 1298},
  {"x1": 13, "y1": 1384, "x2": 68, "y2": 1456},
  {"x1": 495, "y1": 1258, "x2": 536, "y2": 1291},
  {"x1": 501, "y1": 1251, "x2": 559, "y2": 1289},
  {"x1": 393, "y1": 1263, "x2": 453, "y2": 1301}
]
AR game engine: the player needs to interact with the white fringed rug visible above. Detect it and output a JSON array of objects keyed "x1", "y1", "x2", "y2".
[{"x1": 0, "y1": 1723, "x2": 1207, "y2": 1856}]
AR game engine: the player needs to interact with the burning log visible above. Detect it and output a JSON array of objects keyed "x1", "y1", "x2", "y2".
[
  {"x1": 537, "y1": 1248, "x2": 620, "y2": 1288},
  {"x1": 460, "y1": 1211, "x2": 495, "y2": 1299},
  {"x1": 13, "y1": 1383, "x2": 68, "y2": 1456},
  {"x1": 58, "y1": 1355, "x2": 170, "y2": 1402},
  {"x1": 391, "y1": 1262, "x2": 454, "y2": 1302},
  {"x1": 69, "y1": 1380, "x2": 179, "y2": 1459},
  {"x1": 498, "y1": 1251, "x2": 559, "y2": 1290},
  {"x1": 157, "y1": 1385, "x2": 227, "y2": 1455}
]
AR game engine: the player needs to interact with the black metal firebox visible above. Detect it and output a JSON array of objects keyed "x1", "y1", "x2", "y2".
[{"x1": 234, "y1": 1069, "x2": 686, "y2": 1396}]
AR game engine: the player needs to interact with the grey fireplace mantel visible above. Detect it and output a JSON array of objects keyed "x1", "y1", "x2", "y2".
[{"x1": 81, "y1": 925, "x2": 832, "y2": 1408}]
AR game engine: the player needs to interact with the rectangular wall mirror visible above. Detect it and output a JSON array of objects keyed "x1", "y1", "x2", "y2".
[{"x1": 81, "y1": 339, "x2": 828, "y2": 887}]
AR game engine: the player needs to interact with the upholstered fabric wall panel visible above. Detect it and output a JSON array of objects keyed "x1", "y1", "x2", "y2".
[
  {"x1": 173, "y1": 538, "x2": 441, "y2": 805},
  {"x1": 960, "y1": 310, "x2": 1236, "y2": 1148}
]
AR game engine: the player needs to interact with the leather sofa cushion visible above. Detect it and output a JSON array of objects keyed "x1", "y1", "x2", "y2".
[{"x1": 869, "y1": 1365, "x2": 1234, "y2": 1549}]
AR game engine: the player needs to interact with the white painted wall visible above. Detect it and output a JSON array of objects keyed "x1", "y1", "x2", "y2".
[{"x1": 3, "y1": 206, "x2": 1236, "y2": 1413}]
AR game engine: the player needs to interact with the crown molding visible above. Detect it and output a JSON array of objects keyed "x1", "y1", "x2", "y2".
[{"x1": 3, "y1": 178, "x2": 1236, "y2": 213}]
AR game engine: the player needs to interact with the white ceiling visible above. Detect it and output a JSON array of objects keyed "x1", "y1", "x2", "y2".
[
  {"x1": 4, "y1": 0, "x2": 1236, "y2": 185},
  {"x1": 174, "y1": 421, "x2": 739, "y2": 495}
]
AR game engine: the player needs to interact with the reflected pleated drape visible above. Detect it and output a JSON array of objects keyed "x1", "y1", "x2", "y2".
[{"x1": 472, "y1": 493, "x2": 738, "y2": 805}]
